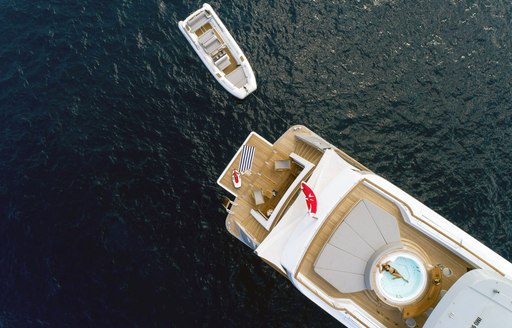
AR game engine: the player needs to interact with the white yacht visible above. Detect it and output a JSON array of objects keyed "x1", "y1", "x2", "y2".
[
  {"x1": 178, "y1": 4, "x2": 257, "y2": 99},
  {"x1": 217, "y1": 125, "x2": 512, "y2": 327}
]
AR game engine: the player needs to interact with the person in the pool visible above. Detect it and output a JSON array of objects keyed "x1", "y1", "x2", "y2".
[{"x1": 380, "y1": 261, "x2": 409, "y2": 283}]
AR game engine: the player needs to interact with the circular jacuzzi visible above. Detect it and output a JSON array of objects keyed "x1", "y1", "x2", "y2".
[{"x1": 374, "y1": 251, "x2": 428, "y2": 306}]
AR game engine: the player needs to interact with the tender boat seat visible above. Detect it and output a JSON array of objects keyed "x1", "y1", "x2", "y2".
[
  {"x1": 198, "y1": 30, "x2": 215, "y2": 44},
  {"x1": 215, "y1": 54, "x2": 231, "y2": 71},
  {"x1": 202, "y1": 35, "x2": 222, "y2": 54},
  {"x1": 187, "y1": 12, "x2": 209, "y2": 33}
]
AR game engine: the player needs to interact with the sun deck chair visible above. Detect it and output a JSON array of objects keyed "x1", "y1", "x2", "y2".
[
  {"x1": 239, "y1": 145, "x2": 255, "y2": 175},
  {"x1": 252, "y1": 188, "x2": 265, "y2": 206},
  {"x1": 274, "y1": 159, "x2": 291, "y2": 171}
]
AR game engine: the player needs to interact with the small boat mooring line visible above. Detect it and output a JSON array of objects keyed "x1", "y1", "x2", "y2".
[{"x1": 250, "y1": 92, "x2": 292, "y2": 127}]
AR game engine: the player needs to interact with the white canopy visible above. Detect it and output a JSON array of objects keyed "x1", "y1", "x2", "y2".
[{"x1": 255, "y1": 149, "x2": 360, "y2": 275}]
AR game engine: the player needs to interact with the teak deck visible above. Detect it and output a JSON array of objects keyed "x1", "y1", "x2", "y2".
[
  {"x1": 296, "y1": 181, "x2": 473, "y2": 327},
  {"x1": 218, "y1": 126, "x2": 475, "y2": 327},
  {"x1": 218, "y1": 127, "x2": 326, "y2": 243}
]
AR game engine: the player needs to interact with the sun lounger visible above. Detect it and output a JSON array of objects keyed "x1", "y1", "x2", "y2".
[
  {"x1": 252, "y1": 188, "x2": 265, "y2": 205},
  {"x1": 239, "y1": 145, "x2": 255, "y2": 175},
  {"x1": 274, "y1": 159, "x2": 291, "y2": 171}
]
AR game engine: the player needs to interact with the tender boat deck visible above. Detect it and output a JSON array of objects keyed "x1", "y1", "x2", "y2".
[
  {"x1": 179, "y1": 3, "x2": 256, "y2": 99},
  {"x1": 194, "y1": 23, "x2": 239, "y2": 75}
]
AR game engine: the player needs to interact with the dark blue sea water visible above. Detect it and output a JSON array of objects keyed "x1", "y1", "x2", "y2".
[{"x1": 1, "y1": 0, "x2": 511, "y2": 327}]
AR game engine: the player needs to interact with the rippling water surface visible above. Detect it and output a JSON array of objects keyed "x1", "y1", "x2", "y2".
[{"x1": 1, "y1": 0, "x2": 511, "y2": 327}]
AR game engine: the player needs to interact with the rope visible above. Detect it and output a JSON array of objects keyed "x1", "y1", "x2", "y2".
[{"x1": 250, "y1": 92, "x2": 292, "y2": 126}]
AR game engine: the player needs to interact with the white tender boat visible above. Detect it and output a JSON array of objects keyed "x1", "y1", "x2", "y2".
[
  {"x1": 217, "y1": 125, "x2": 512, "y2": 327},
  {"x1": 178, "y1": 4, "x2": 257, "y2": 99}
]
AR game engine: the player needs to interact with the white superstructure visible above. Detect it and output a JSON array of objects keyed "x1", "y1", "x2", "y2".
[
  {"x1": 217, "y1": 126, "x2": 512, "y2": 327},
  {"x1": 424, "y1": 269, "x2": 512, "y2": 328}
]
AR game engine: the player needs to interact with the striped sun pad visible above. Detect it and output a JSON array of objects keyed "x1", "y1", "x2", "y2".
[{"x1": 239, "y1": 145, "x2": 255, "y2": 174}]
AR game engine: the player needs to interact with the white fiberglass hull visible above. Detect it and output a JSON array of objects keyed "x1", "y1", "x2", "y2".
[{"x1": 178, "y1": 4, "x2": 257, "y2": 99}]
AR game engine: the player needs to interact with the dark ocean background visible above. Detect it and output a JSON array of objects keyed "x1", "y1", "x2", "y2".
[{"x1": 1, "y1": 0, "x2": 511, "y2": 327}]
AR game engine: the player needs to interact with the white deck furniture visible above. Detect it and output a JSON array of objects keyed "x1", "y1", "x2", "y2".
[
  {"x1": 274, "y1": 159, "x2": 291, "y2": 171},
  {"x1": 252, "y1": 189, "x2": 264, "y2": 206}
]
